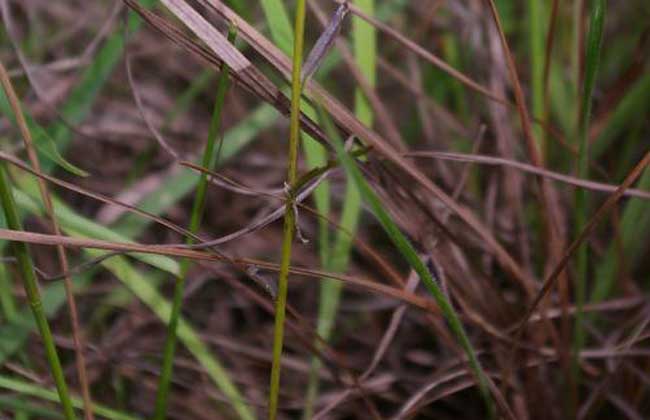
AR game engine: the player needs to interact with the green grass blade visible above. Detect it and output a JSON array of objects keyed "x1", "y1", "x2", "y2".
[
  {"x1": 153, "y1": 26, "x2": 239, "y2": 420},
  {"x1": 0, "y1": 395, "x2": 65, "y2": 419},
  {"x1": 572, "y1": 0, "x2": 606, "y2": 395},
  {"x1": 256, "y1": 2, "x2": 333, "y2": 414},
  {"x1": 260, "y1": 0, "x2": 294, "y2": 56},
  {"x1": 0, "y1": 375, "x2": 139, "y2": 420},
  {"x1": 258, "y1": 0, "x2": 332, "y2": 263}
]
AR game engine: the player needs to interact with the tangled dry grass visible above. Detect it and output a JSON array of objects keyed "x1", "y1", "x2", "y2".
[{"x1": 0, "y1": 0, "x2": 648, "y2": 419}]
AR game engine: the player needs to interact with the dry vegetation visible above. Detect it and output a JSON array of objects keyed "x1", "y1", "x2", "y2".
[{"x1": 0, "y1": 0, "x2": 649, "y2": 419}]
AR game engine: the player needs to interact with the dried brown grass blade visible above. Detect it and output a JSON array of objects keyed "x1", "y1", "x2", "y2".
[
  {"x1": 406, "y1": 151, "x2": 650, "y2": 200},
  {"x1": 0, "y1": 228, "x2": 443, "y2": 315}
]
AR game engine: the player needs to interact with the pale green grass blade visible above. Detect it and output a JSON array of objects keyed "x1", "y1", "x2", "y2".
[
  {"x1": 0, "y1": 375, "x2": 139, "y2": 420},
  {"x1": 352, "y1": 0, "x2": 376, "y2": 124},
  {"x1": 260, "y1": 0, "x2": 293, "y2": 57}
]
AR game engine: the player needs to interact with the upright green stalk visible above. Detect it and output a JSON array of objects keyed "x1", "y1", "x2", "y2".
[
  {"x1": 0, "y1": 164, "x2": 76, "y2": 420},
  {"x1": 268, "y1": 1, "x2": 307, "y2": 418},
  {"x1": 153, "y1": 27, "x2": 239, "y2": 420},
  {"x1": 572, "y1": 0, "x2": 606, "y2": 398}
]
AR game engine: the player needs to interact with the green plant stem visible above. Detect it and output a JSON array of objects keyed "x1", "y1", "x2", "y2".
[
  {"x1": 153, "y1": 26, "x2": 238, "y2": 420},
  {"x1": 572, "y1": 0, "x2": 606, "y2": 402},
  {"x1": 0, "y1": 164, "x2": 76, "y2": 420},
  {"x1": 268, "y1": 1, "x2": 307, "y2": 418}
]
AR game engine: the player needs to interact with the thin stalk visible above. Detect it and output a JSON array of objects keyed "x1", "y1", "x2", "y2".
[
  {"x1": 572, "y1": 0, "x2": 606, "y2": 404},
  {"x1": 153, "y1": 26, "x2": 237, "y2": 420},
  {"x1": 0, "y1": 164, "x2": 76, "y2": 420},
  {"x1": 268, "y1": 0, "x2": 307, "y2": 418},
  {"x1": 0, "y1": 59, "x2": 94, "y2": 420}
]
